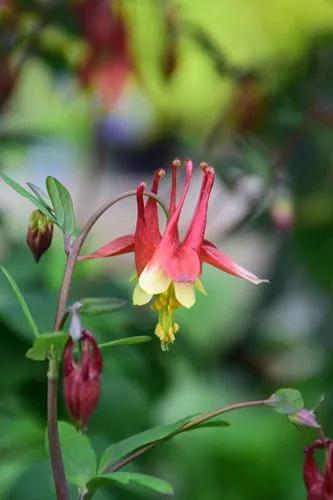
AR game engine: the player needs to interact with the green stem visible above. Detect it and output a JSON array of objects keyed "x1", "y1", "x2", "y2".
[
  {"x1": 47, "y1": 189, "x2": 168, "y2": 499},
  {"x1": 107, "y1": 399, "x2": 269, "y2": 473},
  {"x1": 47, "y1": 356, "x2": 69, "y2": 500}
]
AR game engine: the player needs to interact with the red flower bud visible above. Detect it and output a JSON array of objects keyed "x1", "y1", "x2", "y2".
[
  {"x1": 63, "y1": 330, "x2": 102, "y2": 431},
  {"x1": 26, "y1": 210, "x2": 54, "y2": 262},
  {"x1": 304, "y1": 439, "x2": 333, "y2": 500}
]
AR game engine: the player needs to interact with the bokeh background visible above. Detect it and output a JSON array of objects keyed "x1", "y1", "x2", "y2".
[{"x1": 0, "y1": 1, "x2": 333, "y2": 499}]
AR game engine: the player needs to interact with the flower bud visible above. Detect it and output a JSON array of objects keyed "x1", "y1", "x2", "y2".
[
  {"x1": 289, "y1": 409, "x2": 321, "y2": 429},
  {"x1": 63, "y1": 330, "x2": 102, "y2": 430},
  {"x1": 304, "y1": 439, "x2": 333, "y2": 499},
  {"x1": 26, "y1": 210, "x2": 54, "y2": 262}
]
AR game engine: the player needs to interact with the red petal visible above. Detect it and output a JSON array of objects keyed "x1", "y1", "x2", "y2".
[
  {"x1": 63, "y1": 338, "x2": 75, "y2": 375},
  {"x1": 135, "y1": 183, "x2": 158, "y2": 275},
  {"x1": 304, "y1": 441, "x2": 326, "y2": 498},
  {"x1": 183, "y1": 165, "x2": 214, "y2": 252},
  {"x1": 169, "y1": 159, "x2": 181, "y2": 216},
  {"x1": 162, "y1": 245, "x2": 200, "y2": 283},
  {"x1": 148, "y1": 161, "x2": 194, "y2": 281},
  {"x1": 79, "y1": 234, "x2": 135, "y2": 261},
  {"x1": 156, "y1": 160, "x2": 192, "y2": 256},
  {"x1": 324, "y1": 442, "x2": 333, "y2": 497},
  {"x1": 145, "y1": 168, "x2": 164, "y2": 244},
  {"x1": 200, "y1": 240, "x2": 268, "y2": 285}
]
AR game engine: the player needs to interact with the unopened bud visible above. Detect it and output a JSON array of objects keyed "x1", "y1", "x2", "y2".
[
  {"x1": 63, "y1": 330, "x2": 102, "y2": 430},
  {"x1": 26, "y1": 210, "x2": 54, "y2": 262},
  {"x1": 289, "y1": 409, "x2": 321, "y2": 429}
]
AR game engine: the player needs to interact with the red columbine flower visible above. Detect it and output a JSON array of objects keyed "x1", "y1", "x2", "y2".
[
  {"x1": 63, "y1": 330, "x2": 102, "y2": 430},
  {"x1": 73, "y1": 0, "x2": 132, "y2": 107},
  {"x1": 81, "y1": 160, "x2": 267, "y2": 350},
  {"x1": 304, "y1": 439, "x2": 333, "y2": 500}
]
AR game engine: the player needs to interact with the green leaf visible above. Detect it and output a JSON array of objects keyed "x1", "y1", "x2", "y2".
[
  {"x1": 27, "y1": 182, "x2": 52, "y2": 209},
  {"x1": 266, "y1": 388, "x2": 304, "y2": 415},
  {"x1": 46, "y1": 176, "x2": 75, "y2": 236},
  {"x1": 25, "y1": 332, "x2": 68, "y2": 361},
  {"x1": 48, "y1": 422, "x2": 97, "y2": 488},
  {"x1": 99, "y1": 336, "x2": 152, "y2": 350},
  {"x1": 98, "y1": 416, "x2": 195, "y2": 473},
  {"x1": 87, "y1": 472, "x2": 174, "y2": 497},
  {"x1": 79, "y1": 297, "x2": 127, "y2": 315},
  {"x1": 1, "y1": 266, "x2": 40, "y2": 338},
  {"x1": 0, "y1": 173, "x2": 56, "y2": 222}
]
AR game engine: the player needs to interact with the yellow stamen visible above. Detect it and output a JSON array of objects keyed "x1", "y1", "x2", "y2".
[
  {"x1": 151, "y1": 284, "x2": 181, "y2": 350},
  {"x1": 159, "y1": 295, "x2": 168, "y2": 306}
]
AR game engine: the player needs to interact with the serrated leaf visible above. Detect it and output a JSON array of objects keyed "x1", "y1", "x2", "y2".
[
  {"x1": 25, "y1": 332, "x2": 68, "y2": 361},
  {"x1": 46, "y1": 422, "x2": 97, "y2": 488},
  {"x1": 79, "y1": 297, "x2": 127, "y2": 316},
  {"x1": 27, "y1": 182, "x2": 52, "y2": 209},
  {"x1": 98, "y1": 416, "x2": 195, "y2": 473},
  {"x1": 1, "y1": 266, "x2": 40, "y2": 338},
  {"x1": 266, "y1": 388, "x2": 304, "y2": 415},
  {"x1": 0, "y1": 173, "x2": 56, "y2": 222},
  {"x1": 87, "y1": 472, "x2": 174, "y2": 497},
  {"x1": 99, "y1": 336, "x2": 152, "y2": 349},
  {"x1": 46, "y1": 176, "x2": 75, "y2": 236}
]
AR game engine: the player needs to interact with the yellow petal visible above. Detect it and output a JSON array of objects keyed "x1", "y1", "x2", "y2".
[
  {"x1": 133, "y1": 283, "x2": 152, "y2": 305},
  {"x1": 139, "y1": 262, "x2": 171, "y2": 295},
  {"x1": 174, "y1": 282, "x2": 196, "y2": 308}
]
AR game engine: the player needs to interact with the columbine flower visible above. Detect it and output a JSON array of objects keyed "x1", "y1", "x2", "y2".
[
  {"x1": 81, "y1": 160, "x2": 267, "y2": 350},
  {"x1": 304, "y1": 439, "x2": 333, "y2": 500},
  {"x1": 26, "y1": 209, "x2": 54, "y2": 262},
  {"x1": 63, "y1": 330, "x2": 102, "y2": 430}
]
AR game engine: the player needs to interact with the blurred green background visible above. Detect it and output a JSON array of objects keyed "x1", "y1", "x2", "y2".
[{"x1": 0, "y1": 0, "x2": 333, "y2": 499}]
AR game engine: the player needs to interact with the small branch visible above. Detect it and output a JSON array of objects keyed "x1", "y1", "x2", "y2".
[{"x1": 107, "y1": 399, "x2": 269, "y2": 473}]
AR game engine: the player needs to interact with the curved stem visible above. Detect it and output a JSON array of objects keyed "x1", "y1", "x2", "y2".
[
  {"x1": 79, "y1": 190, "x2": 169, "y2": 247},
  {"x1": 47, "y1": 189, "x2": 168, "y2": 499},
  {"x1": 107, "y1": 399, "x2": 269, "y2": 473},
  {"x1": 54, "y1": 190, "x2": 168, "y2": 331},
  {"x1": 47, "y1": 358, "x2": 69, "y2": 500}
]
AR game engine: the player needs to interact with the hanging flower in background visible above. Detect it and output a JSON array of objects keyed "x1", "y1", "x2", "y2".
[
  {"x1": 0, "y1": 1, "x2": 21, "y2": 111},
  {"x1": 73, "y1": 0, "x2": 132, "y2": 107},
  {"x1": 63, "y1": 330, "x2": 103, "y2": 431},
  {"x1": 303, "y1": 439, "x2": 333, "y2": 500},
  {"x1": 270, "y1": 183, "x2": 295, "y2": 232},
  {"x1": 81, "y1": 160, "x2": 267, "y2": 350}
]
